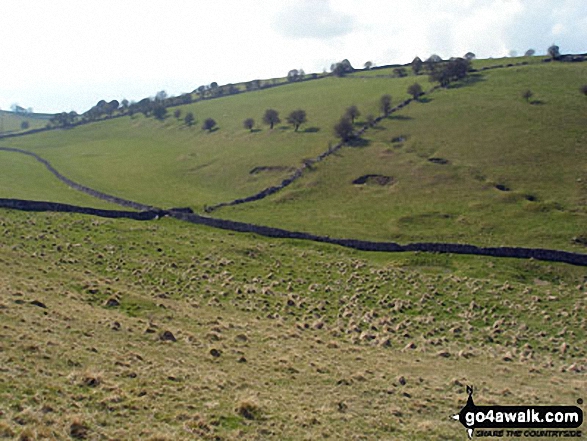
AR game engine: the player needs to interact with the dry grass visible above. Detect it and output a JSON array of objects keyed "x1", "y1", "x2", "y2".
[{"x1": 0, "y1": 211, "x2": 585, "y2": 440}]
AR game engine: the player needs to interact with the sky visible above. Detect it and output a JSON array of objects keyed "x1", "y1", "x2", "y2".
[{"x1": 1, "y1": 0, "x2": 586, "y2": 114}]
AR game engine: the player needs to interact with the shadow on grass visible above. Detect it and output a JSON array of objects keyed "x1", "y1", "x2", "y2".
[
  {"x1": 418, "y1": 97, "x2": 433, "y2": 103},
  {"x1": 250, "y1": 128, "x2": 262, "y2": 133},
  {"x1": 530, "y1": 100, "x2": 546, "y2": 105},
  {"x1": 347, "y1": 137, "x2": 371, "y2": 148},
  {"x1": 303, "y1": 127, "x2": 321, "y2": 133},
  {"x1": 388, "y1": 114, "x2": 413, "y2": 121},
  {"x1": 447, "y1": 73, "x2": 486, "y2": 89}
]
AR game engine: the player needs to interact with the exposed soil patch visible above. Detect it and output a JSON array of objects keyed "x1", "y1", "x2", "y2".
[
  {"x1": 495, "y1": 184, "x2": 510, "y2": 192},
  {"x1": 249, "y1": 166, "x2": 295, "y2": 175},
  {"x1": 428, "y1": 158, "x2": 449, "y2": 165},
  {"x1": 352, "y1": 175, "x2": 394, "y2": 186}
]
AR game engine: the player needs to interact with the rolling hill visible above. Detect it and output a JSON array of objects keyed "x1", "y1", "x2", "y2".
[{"x1": 0, "y1": 56, "x2": 586, "y2": 440}]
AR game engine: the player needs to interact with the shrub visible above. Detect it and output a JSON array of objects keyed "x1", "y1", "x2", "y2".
[
  {"x1": 243, "y1": 118, "x2": 255, "y2": 131},
  {"x1": 202, "y1": 118, "x2": 217, "y2": 132}
]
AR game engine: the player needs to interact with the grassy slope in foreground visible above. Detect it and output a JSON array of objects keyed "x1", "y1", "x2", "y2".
[
  {"x1": 0, "y1": 210, "x2": 585, "y2": 440},
  {"x1": 217, "y1": 62, "x2": 587, "y2": 251},
  {"x1": 0, "y1": 76, "x2": 419, "y2": 210}
]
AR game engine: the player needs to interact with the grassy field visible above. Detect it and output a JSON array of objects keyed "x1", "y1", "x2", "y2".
[
  {"x1": 1, "y1": 60, "x2": 585, "y2": 252},
  {"x1": 0, "y1": 75, "x2": 418, "y2": 210},
  {"x1": 0, "y1": 209, "x2": 584, "y2": 440},
  {"x1": 0, "y1": 149, "x2": 123, "y2": 209},
  {"x1": 0, "y1": 110, "x2": 50, "y2": 134},
  {"x1": 218, "y1": 61, "x2": 587, "y2": 251},
  {"x1": 0, "y1": 57, "x2": 586, "y2": 440}
]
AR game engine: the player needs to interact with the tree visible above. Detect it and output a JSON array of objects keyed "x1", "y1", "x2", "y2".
[
  {"x1": 331, "y1": 59, "x2": 354, "y2": 77},
  {"x1": 429, "y1": 57, "x2": 470, "y2": 87},
  {"x1": 197, "y1": 85, "x2": 207, "y2": 98},
  {"x1": 411, "y1": 56, "x2": 423, "y2": 75},
  {"x1": 287, "y1": 69, "x2": 300, "y2": 82},
  {"x1": 364, "y1": 61, "x2": 373, "y2": 70},
  {"x1": 333, "y1": 117, "x2": 354, "y2": 142},
  {"x1": 380, "y1": 94, "x2": 392, "y2": 116},
  {"x1": 155, "y1": 90, "x2": 167, "y2": 102},
  {"x1": 174, "y1": 109, "x2": 182, "y2": 120},
  {"x1": 202, "y1": 117, "x2": 217, "y2": 132},
  {"x1": 184, "y1": 112, "x2": 195, "y2": 126},
  {"x1": 153, "y1": 104, "x2": 167, "y2": 120},
  {"x1": 106, "y1": 100, "x2": 119, "y2": 116},
  {"x1": 263, "y1": 109, "x2": 280, "y2": 129},
  {"x1": 581, "y1": 85, "x2": 587, "y2": 96},
  {"x1": 407, "y1": 83, "x2": 423, "y2": 100},
  {"x1": 121, "y1": 99, "x2": 129, "y2": 110},
  {"x1": 393, "y1": 67, "x2": 408, "y2": 78},
  {"x1": 179, "y1": 93, "x2": 192, "y2": 104},
  {"x1": 21, "y1": 121, "x2": 29, "y2": 130},
  {"x1": 243, "y1": 118, "x2": 255, "y2": 132},
  {"x1": 522, "y1": 89, "x2": 533, "y2": 103},
  {"x1": 524, "y1": 49, "x2": 536, "y2": 57},
  {"x1": 287, "y1": 109, "x2": 307, "y2": 131},
  {"x1": 424, "y1": 54, "x2": 443, "y2": 74},
  {"x1": 345, "y1": 105, "x2": 360, "y2": 124},
  {"x1": 464, "y1": 52, "x2": 476, "y2": 60},
  {"x1": 547, "y1": 44, "x2": 560, "y2": 60},
  {"x1": 365, "y1": 114, "x2": 376, "y2": 127}
]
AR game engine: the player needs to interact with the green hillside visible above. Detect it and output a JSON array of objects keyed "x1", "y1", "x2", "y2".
[
  {"x1": 0, "y1": 56, "x2": 586, "y2": 440},
  {"x1": 0, "y1": 74, "x2": 421, "y2": 209},
  {"x1": 220, "y1": 61, "x2": 587, "y2": 251},
  {"x1": 1, "y1": 57, "x2": 585, "y2": 251}
]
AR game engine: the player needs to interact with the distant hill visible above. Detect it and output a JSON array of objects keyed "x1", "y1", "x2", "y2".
[{"x1": 0, "y1": 109, "x2": 52, "y2": 134}]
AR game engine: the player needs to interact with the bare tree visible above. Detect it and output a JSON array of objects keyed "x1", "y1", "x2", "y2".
[
  {"x1": 380, "y1": 94, "x2": 392, "y2": 116},
  {"x1": 263, "y1": 109, "x2": 281, "y2": 129},
  {"x1": 524, "y1": 49, "x2": 536, "y2": 57},
  {"x1": 287, "y1": 109, "x2": 307, "y2": 131},
  {"x1": 333, "y1": 117, "x2": 354, "y2": 142},
  {"x1": 522, "y1": 89, "x2": 533, "y2": 103},
  {"x1": 345, "y1": 105, "x2": 360, "y2": 124}
]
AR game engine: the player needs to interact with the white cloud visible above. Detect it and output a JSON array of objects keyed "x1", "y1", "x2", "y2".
[
  {"x1": 0, "y1": 0, "x2": 585, "y2": 113},
  {"x1": 273, "y1": 0, "x2": 356, "y2": 40}
]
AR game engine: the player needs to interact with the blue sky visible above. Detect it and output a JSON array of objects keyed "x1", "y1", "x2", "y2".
[{"x1": 1, "y1": 0, "x2": 585, "y2": 114}]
